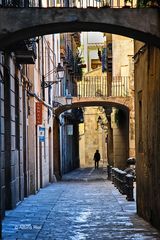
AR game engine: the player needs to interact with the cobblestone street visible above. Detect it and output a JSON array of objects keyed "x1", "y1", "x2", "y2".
[{"x1": 2, "y1": 168, "x2": 160, "y2": 240}]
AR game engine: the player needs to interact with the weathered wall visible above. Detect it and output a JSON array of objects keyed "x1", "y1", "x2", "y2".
[
  {"x1": 112, "y1": 35, "x2": 134, "y2": 76},
  {"x1": 3, "y1": 53, "x2": 25, "y2": 210},
  {"x1": 79, "y1": 107, "x2": 107, "y2": 167},
  {"x1": 112, "y1": 35, "x2": 135, "y2": 159},
  {"x1": 135, "y1": 41, "x2": 160, "y2": 229},
  {"x1": 84, "y1": 108, "x2": 98, "y2": 166}
]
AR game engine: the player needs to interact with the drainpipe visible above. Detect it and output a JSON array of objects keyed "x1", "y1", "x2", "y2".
[{"x1": 41, "y1": 37, "x2": 45, "y2": 101}]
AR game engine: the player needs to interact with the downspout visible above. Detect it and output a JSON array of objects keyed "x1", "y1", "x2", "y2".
[{"x1": 41, "y1": 37, "x2": 45, "y2": 101}]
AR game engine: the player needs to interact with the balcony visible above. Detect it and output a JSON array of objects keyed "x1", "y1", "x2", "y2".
[
  {"x1": 0, "y1": 0, "x2": 136, "y2": 8},
  {"x1": 14, "y1": 39, "x2": 37, "y2": 64},
  {"x1": 76, "y1": 76, "x2": 130, "y2": 97},
  {"x1": 5, "y1": 38, "x2": 37, "y2": 64}
]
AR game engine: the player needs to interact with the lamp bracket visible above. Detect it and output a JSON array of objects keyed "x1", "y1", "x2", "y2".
[{"x1": 42, "y1": 80, "x2": 61, "y2": 88}]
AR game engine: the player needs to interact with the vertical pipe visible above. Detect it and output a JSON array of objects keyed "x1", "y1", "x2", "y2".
[{"x1": 41, "y1": 37, "x2": 45, "y2": 101}]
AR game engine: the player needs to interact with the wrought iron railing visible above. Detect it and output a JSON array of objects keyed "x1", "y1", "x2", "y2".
[
  {"x1": 73, "y1": 76, "x2": 129, "y2": 98},
  {"x1": 0, "y1": 0, "x2": 136, "y2": 8}
]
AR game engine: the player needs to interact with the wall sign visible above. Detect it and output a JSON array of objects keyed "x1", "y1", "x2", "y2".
[
  {"x1": 39, "y1": 127, "x2": 45, "y2": 142},
  {"x1": 67, "y1": 125, "x2": 73, "y2": 135},
  {"x1": 36, "y1": 102, "x2": 42, "y2": 125}
]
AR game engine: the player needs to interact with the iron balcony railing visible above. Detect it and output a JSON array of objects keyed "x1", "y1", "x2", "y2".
[
  {"x1": 0, "y1": 0, "x2": 136, "y2": 8},
  {"x1": 73, "y1": 76, "x2": 130, "y2": 97}
]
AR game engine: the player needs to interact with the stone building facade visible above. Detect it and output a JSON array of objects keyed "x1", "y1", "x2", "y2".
[
  {"x1": 58, "y1": 32, "x2": 82, "y2": 174},
  {"x1": 79, "y1": 33, "x2": 135, "y2": 170},
  {"x1": 0, "y1": 33, "x2": 62, "y2": 236},
  {"x1": 134, "y1": 41, "x2": 160, "y2": 230},
  {"x1": 111, "y1": 35, "x2": 135, "y2": 169}
]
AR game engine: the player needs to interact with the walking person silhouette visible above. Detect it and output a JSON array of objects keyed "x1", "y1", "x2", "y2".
[{"x1": 93, "y1": 150, "x2": 101, "y2": 169}]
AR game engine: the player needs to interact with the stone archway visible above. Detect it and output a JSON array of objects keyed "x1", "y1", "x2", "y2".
[
  {"x1": 0, "y1": 8, "x2": 160, "y2": 49},
  {"x1": 53, "y1": 97, "x2": 133, "y2": 177},
  {"x1": 54, "y1": 96, "x2": 132, "y2": 116}
]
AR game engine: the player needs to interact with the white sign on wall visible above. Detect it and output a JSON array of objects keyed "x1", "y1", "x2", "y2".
[
  {"x1": 67, "y1": 125, "x2": 73, "y2": 136},
  {"x1": 39, "y1": 127, "x2": 45, "y2": 142}
]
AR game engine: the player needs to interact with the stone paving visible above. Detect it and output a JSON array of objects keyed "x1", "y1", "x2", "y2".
[{"x1": 2, "y1": 167, "x2": 160, "y2": 240}]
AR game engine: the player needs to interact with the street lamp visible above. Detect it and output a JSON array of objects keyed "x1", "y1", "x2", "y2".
[
  {"x1": 65, "y1": 93, "x2": 73, "y2": 105},
  {"x1": 42, "y1": 63, "x2": 64, "y2": 88},
  {"x1": 52, "y1": 93, "x2": 73, "y2": 108},
  {"x1": 56, "y1": 63, "x2": 65, "y2": 80}
]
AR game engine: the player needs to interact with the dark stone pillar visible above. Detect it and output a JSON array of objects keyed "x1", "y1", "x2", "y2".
[
  {"x1": 4, "y1": 55, "x2": 16, "y2": 209},
  {"x1": 107, "y1": 118, "x2": 113, "y2": 166},
  {"x1": 113, "y1": 109, "x2": 129, "y2": 170}
]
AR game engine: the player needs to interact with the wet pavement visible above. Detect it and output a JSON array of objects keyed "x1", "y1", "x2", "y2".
[{"x1": 2, "y1": 167, "x2": 160, "y2": 239}]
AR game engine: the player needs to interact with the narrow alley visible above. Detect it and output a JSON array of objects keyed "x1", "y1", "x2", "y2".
[{"x1": 2, "y1": 168, "x2": 160, "y2": 240}]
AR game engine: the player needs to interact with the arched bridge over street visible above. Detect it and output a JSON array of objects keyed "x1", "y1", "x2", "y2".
[
  {"x1": 54, "y1": 96, "x2": 132, "y2": 117},
  {"x1": 0, "y1": 8, "x2": 160, "y2": 49}
]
